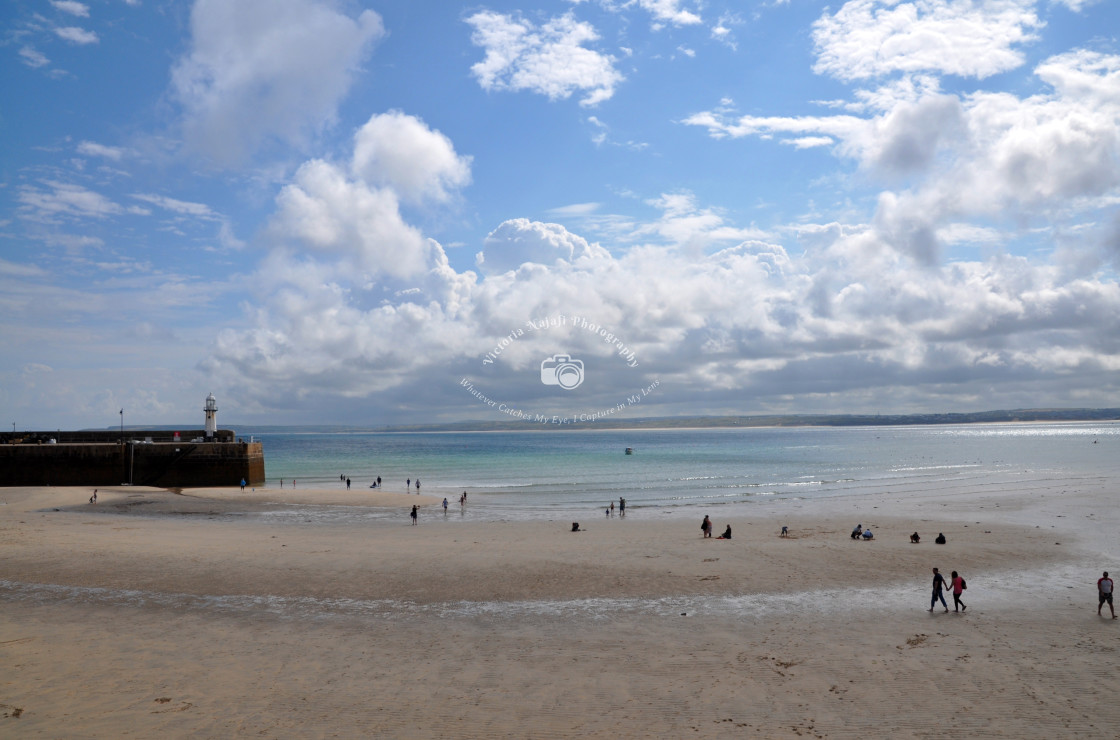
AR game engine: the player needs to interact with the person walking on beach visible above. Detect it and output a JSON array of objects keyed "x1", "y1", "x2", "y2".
[
  {"x1": 346, "y1": 477, "x2": 351, "y2": 490},
  {"x1": 407, "y1": 478, "x2": 411, "y2": 492},
  {"x1": 930, "y1": 567, "x2": 949, "y2": 612},
  {"x1": 950, "y1": 570, "x2": 967, "y2": 612},
  {"x1": 410, "y1": 505, "x2": 418, "y2": 525},
  {"x1": 1098, "y1": 572, "x2": 1116, "y2": 618},
  {"x1": 701, "y1": 515, "x2": 713, "y2": 538},
  {"x1": 240, "y1": 478, "x2": 246, "y2": 491},
  {"x1": 442, "y1": 497, "x2": 448, "y2": 514}
]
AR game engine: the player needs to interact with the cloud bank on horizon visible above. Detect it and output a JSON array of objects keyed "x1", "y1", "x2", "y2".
[{"x1": 3, "y1": 0, "x2": 1118, "y2": 429}]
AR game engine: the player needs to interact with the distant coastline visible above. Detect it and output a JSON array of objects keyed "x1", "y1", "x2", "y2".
[{"x1": 84, "y1": 407, "x2": 1120, "y2": 435}]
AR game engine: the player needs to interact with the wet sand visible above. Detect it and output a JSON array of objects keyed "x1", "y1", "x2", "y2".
[{"x1": 2, "y1": 475, "x2": 1119, "y2": 737}]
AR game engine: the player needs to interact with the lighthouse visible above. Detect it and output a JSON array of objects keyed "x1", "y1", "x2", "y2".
[{"x1": 204, "y1": 392, "x2": 218, "y2": 440}]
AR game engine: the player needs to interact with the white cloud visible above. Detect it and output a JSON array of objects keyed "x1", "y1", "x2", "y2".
[
  {"x1": 77, "y1": 141, "x2": 126, "y2": 160},
  {"x1": 19, "y1": 46, "x2": 49, "y2": 68},
  {"x1": 131, "y1": 193, "x2": 217, "y2": 218},
  {"x1": 685, "y1": 48, "x2": 1120, "y2": 266},
  {"x1": 476, "y1": 218, "x2": 611, "y2": 275},
  {"x1": 267, "y1": 159, "x2": 434, "y2": 279},
  {"x1": 170, "y1": 0, "x2": 385, "y2": 166},
  {"x1": 18, "y1": 181, "x2": 125, "y2": 221},
  {"x1": 54, "y1": 26, "x2": 99, "y2": 44},
  {"x1": 466, "y1": 11, "x2": 623, "y2": 107},
  {"x1": 203, "y1": 135, "x2": 1120, "y2": 420},
  {"x1": 782, "y1": 136, "x2": 835, "y2": 149},
  {"x1": 351, "y1": 111, "x2": 472, "y2": 205},
  {"x1": 638, "y1": 0, "x2": 702, "y2": 27},
  {"x1": 1052, "y1": 0, "x2": 1101, "y2": 10},
  {"x1": 812, "y1": 0, "x2": 1042, "y2": 81},
  {"x1": 51, "y1": 1, "x2": 90, "y2": 17}
]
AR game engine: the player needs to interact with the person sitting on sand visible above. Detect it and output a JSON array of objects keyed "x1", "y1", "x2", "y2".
[
  {"x1": 718, "y1": 525, "x2": 732, "y2": 539},
  {"x1": 851, "y1": 524, "x2": 863, "y2": 539},
  {"x1": 910, "y1": 532, "x2": 920, "y2": 543},
  {"x1": 861, "y1": 528, "x2": 874, "y2": 539},
  {"x1": 935, "y1": 532, "x2": 947, "y2": 544}
]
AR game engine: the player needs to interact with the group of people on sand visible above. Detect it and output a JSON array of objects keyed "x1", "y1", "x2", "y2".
[
  {"x1": 700, "y1": 515, "x2": 732, "y2": 539},
  {"x1": 407, "y1": 491, "x2": 468, "y2": 524},
  {"x1": 851, "y1": 523, "x2": 874, "y2": 540}
]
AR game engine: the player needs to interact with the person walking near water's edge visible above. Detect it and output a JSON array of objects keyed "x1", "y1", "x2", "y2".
[
  {"x1": 1099, "y1": 571, "x2": 1116, "y2": 618},
  {"x1": 930, "y1": 567, "x2": 949, "y2": 612},
  {"x1": 950, "y1": 570, "x2": 966, "y2": 612}
]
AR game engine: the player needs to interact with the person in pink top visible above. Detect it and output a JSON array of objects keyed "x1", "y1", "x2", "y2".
[
  {"x1": 1098, "y1": 572, "x2": 1115, "y2": 618},
  {"x1": 949, "y1": 570, "x2": 967, "y2": 612}
]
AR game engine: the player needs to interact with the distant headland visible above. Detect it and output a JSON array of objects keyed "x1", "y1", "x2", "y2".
[{"x1": 171, "y1": 407, "x2": 1119, "y2": 434}]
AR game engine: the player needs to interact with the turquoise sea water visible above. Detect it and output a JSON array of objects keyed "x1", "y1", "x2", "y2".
[{"x1": 246, "y1": 422, "x2": 1120, "y2": 518}]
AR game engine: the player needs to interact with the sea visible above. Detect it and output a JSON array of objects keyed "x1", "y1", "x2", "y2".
[{"x1": 242, "y1": 421, "x2": 1120, "y2": 521}]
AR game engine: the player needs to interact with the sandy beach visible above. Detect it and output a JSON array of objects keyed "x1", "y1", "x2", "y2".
[{"x1": 3, "y1": 474, "x2": 1120, "y2": 738}]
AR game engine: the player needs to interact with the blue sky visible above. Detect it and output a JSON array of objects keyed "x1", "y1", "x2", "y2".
[{"x1": 2, "y1": 0, "x2": 1118, "y2": 430}]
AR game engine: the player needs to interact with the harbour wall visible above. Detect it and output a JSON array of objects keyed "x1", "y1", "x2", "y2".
[{"x1": 0, "y1": 430, "x2": 265, "y2": 487}]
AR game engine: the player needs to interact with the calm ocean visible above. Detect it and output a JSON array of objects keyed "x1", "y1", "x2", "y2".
[{"x1": 244, "y1": 422, "x2": 1120, "y2": 519}]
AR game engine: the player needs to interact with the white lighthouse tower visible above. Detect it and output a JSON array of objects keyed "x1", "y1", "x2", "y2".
[{"x1": 204, "y1": 392, "x2": 218, "y2": 440}]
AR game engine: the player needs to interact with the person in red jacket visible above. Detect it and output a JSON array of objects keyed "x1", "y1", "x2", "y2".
[{"x1": 950, "y1": 570, "x2": 966, "y2": 612}]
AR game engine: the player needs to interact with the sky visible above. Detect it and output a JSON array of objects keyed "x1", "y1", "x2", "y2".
[{"x1": 2, "y1": 0, "x2": 1119, "y2": 430}]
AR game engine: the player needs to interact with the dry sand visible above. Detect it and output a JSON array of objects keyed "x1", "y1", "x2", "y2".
[{"x1": 2, "y1": 473, "x2": 1119, "y2": 738}]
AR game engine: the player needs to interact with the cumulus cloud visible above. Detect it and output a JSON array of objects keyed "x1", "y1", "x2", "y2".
[
  {"x1": 208, "y1": 158, "x2": 1120, "y2": 420},
  {"x1": 638, "y1": 0, "x2": 702, "y2": 27},
  {"x1": 267, "y1": 159, "x2": 434, "y2": 279},
  {"x1": 476, "y1": 218, "x2": 611, "y2": 274},
  {"x1": 466, "y1": 11, "x2": 622, "y2": 106},
  {"x1": 686, "y1": 48, "x2": 1120, "y2": 263},
  {"x1": 812, "y1": 0, "x2": 1042, "y2": 81},
  {"x1": 351, "y1": 111, "x2": 472, "y2": 205},
  {"x1": 170, "y1": 0, "x2": 385, "y2": 166}
]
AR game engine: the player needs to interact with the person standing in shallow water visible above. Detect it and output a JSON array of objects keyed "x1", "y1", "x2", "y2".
[
  {"x1": 930, "y1": 567, "x2": 949, "y2": 612},
  {"x1": 410, "y1": 505, "x2": 418, "y2": 525}
]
